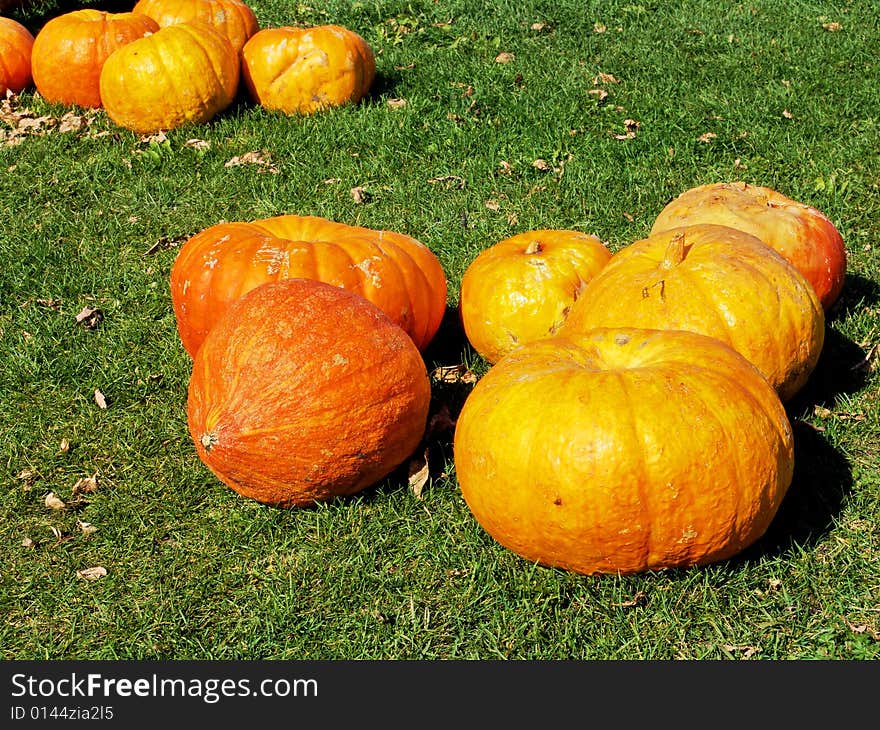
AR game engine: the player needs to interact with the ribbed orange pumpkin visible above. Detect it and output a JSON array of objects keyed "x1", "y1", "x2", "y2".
[
  {"x1": 651, "y1": 182, "x2": 847, "y2": 311},
  {"x1": 459, "y1": 229, "x2": 612, "y2": 363},
  {"x1": 30, "y1": 10, "x2": 158, "y2": 108},
  {"x1": 132, "y1": 0, "x2": 259, "y2": 53},
  {"x1": 454, "y1": 328, "x2": 795, "y2": 576},
  {"x1": 170, "y1": 214, "x2": 448, "y2": 357},
  {"x1": 99, "y1": 21, "x2": 239, "y2": 133},
  {"x1": 241, "y1": 25, "x2": 375, "y2": 115},
  {"x1": 0, "y1": 17, "x2": 34, "y2": 94},
  {"x1": 187, "y1": 278, "x2": 432, "y2": 508},
  {"x1": 561, "y1": 224, "x2": 825, "y2": 401}
]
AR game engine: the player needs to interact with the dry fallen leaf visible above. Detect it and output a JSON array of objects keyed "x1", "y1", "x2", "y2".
[
  {"x1": 224, "y1": 151, "x2": 279, "y2": 173},
  {"x1": 484, "y1": 199, "x2": 501, "y2": 211},
  {"x1": 350, "y1": 186, "x2": 370, "y2": 204},
  {"x1": 408, "y1": 448, "x2": 430, "y2": 499},
  {"x1": 72, "y1": 474, "x2": 98, "y2": 497},
  {"x1": 495, "y1": 52, "x2": 515, "y2": 64},
  {"x1": 532, "y1": 158, "x2": 551, "y2": 171},
  {"x1": 21, "y1": 536, "x2": 34, "y2": 548},
  {"x1": 184, "y1": 138, "x2": 210, "y2": 151},
  {"x1": 386, "y1": 98, "x2": 407, "y2": 109},
  {"x1": 45, "y1": 492, "x2": 66, "y2": 510},
  {"x1": 428, "y1": 175, "x2": 466, "y2": 188},
  {"x1": 75, "y1": 306, "x2": 103, "y2": 329},
  {"x1": 589, "y1": 88, "x2": 609, "y2": 101},
  {"x1": 822, "y1": 22, "x2": 842, "y2": 31},
  {"x1": 782, "y1": 109, "x2": 793, "y2": 119},
  {"x1": 593, "y1": 22, "x2": 607, "y2": 33},
  {"x1": 77, "y1": 520, "x2": 97, "y2": 536},
  {"x1": 592, "y1": 72, "x2": 619, "y2": 85},
  {"x1": 59, "y1": 438, "x2": 70, "y2": 453},
  {"x1": 698, "y1": 131, "x2": 717, "y2": 143},
  {"x1": 613, "y1": 119, "x2": 640, "y2": 140},
  {"x1": 94, "y1": 389, "x2": 108, "y2": 409},
  {"x1": 76, "y1": 566, "x2": 107, "y2": 581},
  {"x1": 531, "y1": 22, "x2": 547, "y2": 31}
]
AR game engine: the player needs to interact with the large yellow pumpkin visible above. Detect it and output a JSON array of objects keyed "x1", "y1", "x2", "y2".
[
  {"x1": 241, "y1": 25, "x2": 375, "y2": 115},
  {"x1": 561, "y1": 224, "x2": 825, "y2": 401},
  {"x1": 453, "y1": 328, "x2": 795, "y2": 576},
  {"x1": 30, "y1": 10, "x2": 159, "y2": 108},
  {"x1": 169, "y1": 214, "x2": 448, "y2": 357},
  {"x1": 459, "y1": 229, "x2": 612, "y2": 363},
  {"x1": 0, "y1": 16, "x2": 34, "y2": 95},
  {"x1": 651, "y1": 182, "x2": 847, "y2": 311},
  {"x1": 99, "y1": 21, "x2": 239, "y2": 133},
  {"x1": 132, "y1": 0, "x2": 259, "y2": 54},
  {"x1": 187, "y1": 278, "x2": 432, "y2": 508}
]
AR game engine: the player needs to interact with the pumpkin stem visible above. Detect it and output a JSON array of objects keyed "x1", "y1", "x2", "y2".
[
  {"x1": 200, "y1": 431, "x2": 219, "y2": 452},
  {"x1": 660, "y1": 232, "x2": 687, "y2": 269},
  {"x1": 524, "y1": 240, "x2": 543, "y2": 255}
]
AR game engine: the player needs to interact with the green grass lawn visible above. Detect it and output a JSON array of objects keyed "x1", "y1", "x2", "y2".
[{"x1": 1, "y1": 0, "x2": 878, "y2": 660}]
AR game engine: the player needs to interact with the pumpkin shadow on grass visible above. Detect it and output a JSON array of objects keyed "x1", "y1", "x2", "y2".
[
  {"x1": 19, "y1": 0, "x2": 136, "y2": 30},
  {"x1": 823, "y1": 272, "x2": 880, "y2": 326},
  {"x1": 731, "y1": 420, "x2": 853, "y2": 566}
]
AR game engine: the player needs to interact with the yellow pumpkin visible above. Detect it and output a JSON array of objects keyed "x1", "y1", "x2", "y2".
[
  {"x1": 453, "y1": 328, "x2": 795, "y2": 576},
  {"x1": 561, "y1": 224, "x2": 825, "y2": 401},
  {"x1": 99, "y1": 21, "x2": 239, "y2": 133},
  {"x1": 459, "y1": 229, "x2": 612, "y2": 363},
  {"x1": 241, "y1": 25, "x2": 375, "y2": 115}
]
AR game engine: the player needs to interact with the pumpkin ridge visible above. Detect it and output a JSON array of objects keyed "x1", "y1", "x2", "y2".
[
  {"x1": 372, "y1": 231, "x2": 430, "y2": 348},
  {"x1": 610, "y1": 369, "x2": 654, "y2": 569},
  {"x1": 175, "y1": 26, "x2": 227, "y2": 119}
]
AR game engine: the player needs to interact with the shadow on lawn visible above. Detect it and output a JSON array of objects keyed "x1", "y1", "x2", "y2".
[{"x1": 735, "y1": 272, "x2": 879, "y2": 563}]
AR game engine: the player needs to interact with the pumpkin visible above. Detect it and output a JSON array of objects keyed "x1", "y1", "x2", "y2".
[
  {"x1": 651, "y1": 182, "x2": 847, "y2": 311},
  {"x1": 459, "y1": 229, "x2": 611, "y2": 363},
  {"x1": 170, "y1": 214, "x2": 448, "y2": 357},
  {"x1": 99, "y1": 21, "x2": 239, "y2": 133},
  {"x1": 0, "y1": 17, "x2": 34, "y2": 95},
  {"x1": 30, "y1": 10, "x2": 158, "y2": 108},
  {"x1": 187, "y1": 278, "x2": 431, "y2": 508},
  {"x1": 561, "y1": 224, "x2": 824, "y2": 401},
  {"x1": 241, "y1": 25, "x2": 375, "y2": 115},
  {"x1": 132, "y1": 0, "x2": 259, "y2": 54},
  {"x1": 453, "y1": 328, "x2": 795, "y2": 576}
]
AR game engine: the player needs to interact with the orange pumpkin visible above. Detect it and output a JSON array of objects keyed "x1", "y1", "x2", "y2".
[
  {"x1": 187, "y1": 278, "x2": 432, "y2": 508},
  {"x1": 99, "y1": 21, "x2": 239, "y2": 133},
  {"x1": 241, "y1": 25, "x2": 375, "y2": 115},
  {"x1": 453, "y1": 328, "x2": 795, "y2": 576},
  {"x1": 132, "y1": 0, "x2": 259, "y2": 54},
  {"x1": 459, "y1": 229, "x2": 611, "y2": 363},
  {"x1": 170, "y1": 214, "x2": 448, "y2": 357},
  {"x1": 651, "y1": 182, "x2": 847, "y2": 311},
  {"x1": 30, "y1": 10, "x2": 158, "y2": 108},
  {"x1": 561, "y1": 224, "x2": 824, "y2": 401},
  {"x1": 0, "y1": 16, "x2": 34, "y2": 95}
]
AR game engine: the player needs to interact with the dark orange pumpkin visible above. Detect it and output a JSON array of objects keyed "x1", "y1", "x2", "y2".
[
  {"x1": 30, "y1": 9, "x2": 159, "y2": 108},
  {"x1": 454, "y1": 328, "x2": 795, "y2": 575},
  {"x1": 170, "y1": 214, "x2": 448, "y2": 357},
  {"x1": 187, "y1": 278, "x2": 432, "y2": 508},
  {"x1": 0, "y1": 17, "x2": 34, "y2": 95}
]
